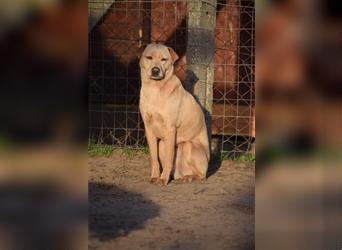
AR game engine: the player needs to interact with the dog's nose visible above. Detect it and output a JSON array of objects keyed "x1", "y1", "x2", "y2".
[{"x1": 151, "y1": 67, "x2": 160, "y2": 76}]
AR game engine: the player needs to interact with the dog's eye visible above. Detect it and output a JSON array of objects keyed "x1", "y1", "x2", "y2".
[
  {"x1": 146, "y1": 56, "x2": 152, "y2": 60},
  {"x1": 161, "y1": 58, "x2": 168, "y2": 61}
]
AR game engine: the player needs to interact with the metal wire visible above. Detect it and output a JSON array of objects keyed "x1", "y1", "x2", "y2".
[{"x1": 88, "y1": 0, "x2": 255, "y2": 157}]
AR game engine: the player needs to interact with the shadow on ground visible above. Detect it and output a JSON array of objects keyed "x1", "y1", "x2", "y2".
[
  {"x1": 89, "y1": 182, "x2": 159, "y2": 241},
  {"x1": 207, "y1": 158, "x2": 222, "y2": 178}
]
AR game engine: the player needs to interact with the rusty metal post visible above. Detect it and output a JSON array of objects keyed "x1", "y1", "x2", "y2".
[{"x1": 186, "y1": 0, "x2": 217, "y2": 145}]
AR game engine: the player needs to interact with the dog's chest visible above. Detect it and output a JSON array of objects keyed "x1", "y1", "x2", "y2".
[
  {"x1": 140, "y1": 83, "x2": 181, "y2": 138},
  {"x1": 140, "y1": 95, "x2": 169, "y2": 139},
  {"x1": 142, "y1": 104, "x2": 167, "y2": 138}
]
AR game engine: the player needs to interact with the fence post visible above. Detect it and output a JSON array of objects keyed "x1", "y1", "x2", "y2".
[
  {"x1": 88, "y1": 0, "x2": 116, "y2": 32},
  {"x1": 186, "y1": 0, "x2": 217, "y2": 145}
]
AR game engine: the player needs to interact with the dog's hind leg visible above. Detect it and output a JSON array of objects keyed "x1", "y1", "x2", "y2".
[
  {"x1": 173, "y1": 143, "x2": 188, "y2": 180},
  {"x1": 181, "y1": 141, "x2": 208, "y2": 182},
  {"x1": 191, "y1": 142, "x2": 209, "y2": 181}
]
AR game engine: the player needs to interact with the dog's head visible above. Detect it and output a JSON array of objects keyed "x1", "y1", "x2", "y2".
[{"x1": 138, "y1": 44, "x2": 179, "y2": 81}]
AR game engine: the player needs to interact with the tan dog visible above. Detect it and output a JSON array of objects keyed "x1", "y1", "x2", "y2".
[{"x1": 139, "y1": 43, "x2": 210, "y2": 186}]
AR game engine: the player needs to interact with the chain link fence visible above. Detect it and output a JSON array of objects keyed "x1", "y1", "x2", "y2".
[{"x1": 88, "y1": 0, "x2": 255, "y2": 157}]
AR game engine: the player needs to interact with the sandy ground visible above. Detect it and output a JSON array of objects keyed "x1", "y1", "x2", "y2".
[{"x1": 89, "y1": 151, "x2": 255, "y2": 250}]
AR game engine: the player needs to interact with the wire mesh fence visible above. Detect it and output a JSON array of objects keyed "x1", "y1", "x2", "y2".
[{"x1": 88, "y1": 0, "x2": 255, "y2": 157}]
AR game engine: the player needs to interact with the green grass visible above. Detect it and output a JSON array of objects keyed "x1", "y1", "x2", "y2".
[
  {"x1": 88, "y1": 143, "x2": 115, "y2": 157},
  {"x1": 88, "y1": 140, "x2": 254, "y2": 163},
  {"x1": 231, "y1": 153, "x2": 255, "y2": 163},
  {"x1": 88, "y1": 141, "x2": 150, "y2": 158},
  {"x1": 119, "y1": 146, "x2": 150, "y2": 159},
  {"x1": 210, "y1": 147, "x2": 255, "y2": 162},
  {"x1": 210, "y1": 149, "x2": 255, "y2": 163}
]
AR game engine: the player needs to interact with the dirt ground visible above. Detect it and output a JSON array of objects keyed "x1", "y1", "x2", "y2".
[{"x1": 89, "y1": 151, "x2": 255, "y2": 250}]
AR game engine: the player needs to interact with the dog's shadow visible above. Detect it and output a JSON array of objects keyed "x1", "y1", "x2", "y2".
[
  {"x1": 207, "y1": 148, "x2": 223, "y2": 178},
  {"x1": 89, "y1": 182, "x2": 159, "y2": 241}
]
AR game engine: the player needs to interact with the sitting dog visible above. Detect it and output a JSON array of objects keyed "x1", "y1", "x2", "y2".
[{"x1": 139, "y1": 43, "x2": 209, "y2": 186}]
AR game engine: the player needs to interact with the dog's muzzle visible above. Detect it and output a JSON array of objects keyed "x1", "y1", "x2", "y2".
[{"x1": 150, "y1": 67, "x2": 163, "y2": 80}]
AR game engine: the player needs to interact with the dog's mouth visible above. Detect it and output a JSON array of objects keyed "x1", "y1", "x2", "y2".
[{"x1": 150, "y1": 75, "x2": 164, "y2": 81}]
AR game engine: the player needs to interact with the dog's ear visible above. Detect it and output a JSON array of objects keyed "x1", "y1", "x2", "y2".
[
  {"x1": 168, "y1": 47, "x2": 179, "y2": 63},
  {"x1": 137, "y1": 44, "x2": 147, "y2": 59}
]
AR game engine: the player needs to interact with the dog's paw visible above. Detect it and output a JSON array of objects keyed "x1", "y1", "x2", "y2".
[
  {"x1": 181, "y1": 175, "x2": 206, "y2": 184},
  {"x1": 181, "y1": 175, "x2": 194, "y2": 183},
  {"x1": 150, "y1": 177, "x2": 159, "y2": 184},
  {"x1": 199, "y1": 177, "x2": 207, "y2": 184},
  {"x1": 155, "y1": 177, "x2": 168, "y2": 186}
]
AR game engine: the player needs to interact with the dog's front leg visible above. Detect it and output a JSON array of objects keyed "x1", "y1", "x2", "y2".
[
  {"x1": 159, "y1": 128, "x2": 176, "y2": 186},
  {"x1": 145, "y1": 127, "x2": 160, "y2": 183}
]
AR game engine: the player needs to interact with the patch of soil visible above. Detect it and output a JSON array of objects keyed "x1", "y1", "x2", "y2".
[{"x1": 89, "y1": 152, "x2": 254, "y2": 250}]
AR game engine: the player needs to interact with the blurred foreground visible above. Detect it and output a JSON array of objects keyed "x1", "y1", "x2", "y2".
[
  {"x1": 0, "y1": 0, "x2": 87, "y2": 249},
  {"x1": 257, "y1": 0, "x2": 342, "y2": 249}
]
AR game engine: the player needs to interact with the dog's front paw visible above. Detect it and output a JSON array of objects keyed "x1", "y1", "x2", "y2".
[
  {"x1": 150, "y1": 177, "x2": 159, "y2": 184},
  {"x1": 155, "y1": 177, "x2": 169, "y2": 186}
]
